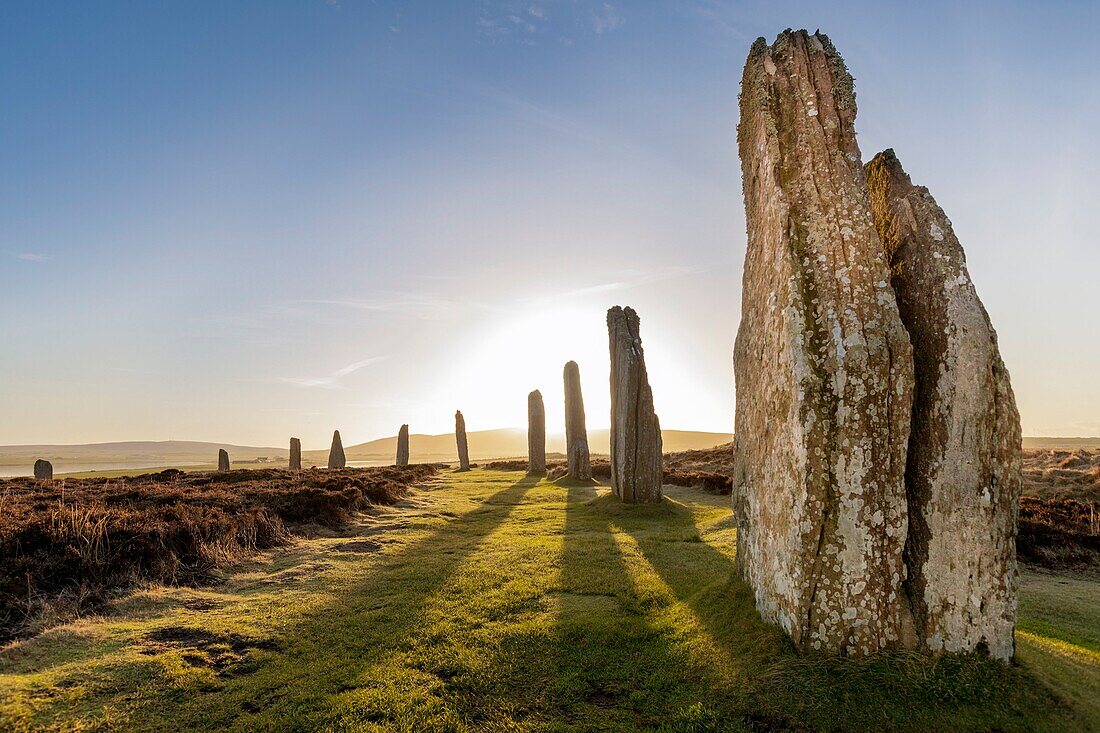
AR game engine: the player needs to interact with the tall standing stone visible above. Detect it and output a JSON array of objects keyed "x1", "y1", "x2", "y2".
[
  {"x1": 563, "y1": 361, "x2": 592, "y2": 481},
  {"x1": 328, "y1": 430, "x2": 346, "y2": 469},
  {"x1": 607, "y1": 306, "x2": 663, "y2": 503},
  {"x1": 217, "y1": 449, "x2": 230, "y2": 472},
  {"x1": 866, "y1": 149, "x2": 1022, "y2": 660},
  {"x1": 33, "y1": 459, "x2": 53, "y2": 480},
  {"x1": 289, "y1": 437, "x2": 302, "y2": 470},
  {"x1": 732, "y1": 30, "x2": 915, "y2": 657},
  {"x1": 455, "y1": 411, "x2": 470, "y2": 471},
  {"x1": 527, "y1": 390, "x2": 546, "y2": 474},
  {"x1": 396, "y1": 424, "x2": 410, "y2": 467}
]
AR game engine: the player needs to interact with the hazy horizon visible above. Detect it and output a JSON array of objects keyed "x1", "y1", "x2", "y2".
[{"x1": 4, "y1": 1, "x2": 1098, "y2": 446}]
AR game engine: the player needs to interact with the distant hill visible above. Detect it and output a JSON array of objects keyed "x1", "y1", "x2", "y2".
[
  {"x1": 0, "y1": 440, "x2": 286, "y2": 475},
  {"x1": 1022, "y1": 437, "x2": 1100, "y2": 451},
  {"x1": 2, "y1": 435, "x2": 1092, "y2": 476},
  {"x1": 302, "y1": 429, "x2": 734, "y2": 466}
]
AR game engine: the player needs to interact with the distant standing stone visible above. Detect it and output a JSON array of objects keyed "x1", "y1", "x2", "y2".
[
  {"x1": 528, "y1": 390, "x2": 546, "y2": 474},
  {"x1": 563, "y1": 361, "x2": 592, "y2": 481},
  {"x1": 455, "y1": 411, "x2": 470, "y2": 471},
  {"x1": 328, "y1": 430, "x2": 346, "y2": 469},
  {"x1": 217, "y1": 449, "x2": 230, "y2": 472},
  {"x1": 396, "y1": 424, "x2": 410, "y2": 466},
  {"x1": 289, "y1": 437, "x2": 302, "y2": 471},
  {"x1": 33, "y1": 459, "x2": 53, "y2": 480},
  {"x1": 607, "y1": 306, "x2": 663, "y2": 503}
]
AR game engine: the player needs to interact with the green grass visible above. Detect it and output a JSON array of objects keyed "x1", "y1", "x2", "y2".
[{"x1": 0, "y1": 470, "x2": 1096, "y2": 731}]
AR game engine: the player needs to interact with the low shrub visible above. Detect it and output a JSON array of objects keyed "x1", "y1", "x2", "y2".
[
  {"x1": 0, "y1": 465, "x2": 436, "y2": 642},
  {"x1": 1017, "y1": 495, "x2": 1099, "y2": 568}
]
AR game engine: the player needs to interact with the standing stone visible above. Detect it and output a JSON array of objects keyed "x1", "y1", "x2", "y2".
[
  {"x1": 328, "y1": 430, "x2": 346, "y2": 469},
  {"x1": 455, "y1": 411, "x2": 470, "y2": 471},
  {"x1": 607, "y1": 306, "x2": 663, "y2": 503},
  {"x1": 396, "y1": 424, "x2": 410, "y2": 467},
  {"x1": 866, "y1": 149, "x2": 1022, "y2": 660},
  {"x1": 563, "y1": 361, "x2": 592, "y2": 481},
  {"x1": 527, "y1": 390, "x2": 546, "y2": 474},
  {"x1": 289, "y1": 437, "x2": 302, "y2": 470},
  {"x1": 732, "y1": 30, "x2": 915, "y2": 657},
  {"x1": 33, "y1": 459, "x2": 53, "y2": 480},
  {"x1": 217, "y1": 449, "x2": 230, "y2": 472}
]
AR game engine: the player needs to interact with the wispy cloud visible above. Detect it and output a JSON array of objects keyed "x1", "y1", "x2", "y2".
[
  {"x1": 278, "y1": 355, "x2": 390, "y2": 389},
  {"x1": 478, "y1": 1, "x2": 623, "y2": 43},
  {"x1": 6, "y1": 251, "x2": 52, "y2": 262},
  {"x1": 522, "y1": 265, "x2": 713, "y2": 305},
  {"x1": 590, "y1": 3, "x2": 624, "y2": 35},
  {"x1": 690, "y1": 0, "x2": 751, "y2": 42},
  {"x1": 289, "y1": 294, "x2": 474, "y2": 321},
  {"x1": 478, "y1": 1, "x2": 547, "y2": 41}
]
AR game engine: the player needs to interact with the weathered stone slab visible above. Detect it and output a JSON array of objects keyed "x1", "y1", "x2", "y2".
[
  {"x1": 607, "y1": 306, "x2": 663, "y2": 503},
  {"x1": 732, "y1": 30, "x2": 915, "y2": 657},
  {"x1": 455, "y1": 411, "x2": 470, "y2": 471},
  {"x1": 289, "y1": 438, "x2": 302, "y2": 470},
  {"x1": 528, "y1": 390, "x2": 546, "y2": 474},
  {"x1": 866, "y1": 148, "x2": 1022, "y2": 660},
  {"x1": 563, "y1": 360, "x2": 592, "y2": 481},
  {"x1": 33, "y1": 459, "x2": 53, "y2": 480},
  {"x1": 217, "y1": 449, "x2": 230, "y2": 473},
  {"x1": 328, "y1": 430, "x2": 346, "y2": 469},
  {"x1": 396, "y1": 424, "x2": 410, "y2": 467}
]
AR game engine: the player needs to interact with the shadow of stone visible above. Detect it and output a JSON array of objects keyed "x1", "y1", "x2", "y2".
[{"x1": 157, "y1": 474, "x2": 541, "y2": 729}]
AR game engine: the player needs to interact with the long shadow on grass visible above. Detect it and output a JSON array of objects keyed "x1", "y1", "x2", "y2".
[
  {"x1": 156, "y1": 473, "x2": 542, "y2": 731},
  {"x1": 618, "y1": 496, "x2": 1072, "y2": 732},
  {"x1": 438, "y1": 481, "x2": 757, "y2": 731}
]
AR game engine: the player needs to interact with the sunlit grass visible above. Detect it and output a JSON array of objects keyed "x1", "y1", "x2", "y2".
[{"x1": 0, "y1": 470, "x2": 1096, "y2": 731}]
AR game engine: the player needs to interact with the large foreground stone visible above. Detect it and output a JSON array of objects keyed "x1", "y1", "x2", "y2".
[
  {"x1": 563, "y1": 361, "x2": 592, "y2": 481},
  {"x1": 607, "y1": 306, "x2": 662, "y2": 503},
  {"x1": 732, "y1": 30, "x2": 915, "y2": 657},
  {"x1": 289, "y1": 437, "x2": 302, "y2": 470},
  {"x1": 328, "y1": 430, "x2": 346, "y2": 469},
  {"x1": 33, "y1": 459, "x2": 53, "y2": 480},
  {"x1": 455, "y1": 411, "x2": 470, "y2": 471},
  {"x1": 396, "y1": 424, "x2": 410, "y2": 467},
  {"x1": 217, "y1": 449, "x2": 230, "y2": 473},
  {"x1": 866, "y1": 149, "x2": 1022, "y2": 660},
  {"x1": 528, "y1": 391, "x2": 546, "y2": 474}
]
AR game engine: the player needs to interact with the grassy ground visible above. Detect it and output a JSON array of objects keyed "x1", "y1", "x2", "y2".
[{"x1": 0, "y1": 470, "x2": 1096, "y2": 732}]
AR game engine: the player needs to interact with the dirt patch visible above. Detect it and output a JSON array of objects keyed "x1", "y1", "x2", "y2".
[
  {"x1": 141, "y1": 626, "x2": 279, "y2": 676},
  {"x1": 260, "y1": 561, "x2": 333, "y2": 585},
  {"x1": 333, "y1": 540, "x2": 383, "y2": 554}
]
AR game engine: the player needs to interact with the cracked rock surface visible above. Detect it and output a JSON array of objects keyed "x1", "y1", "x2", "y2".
[
  {"x1": 732, "y1": 29, "x2": 915, "y2": 657},
  {"x1": 608, "y1": 306, "x2": 663, "y2": 504},
  {"x1": 867, "y1": 149, "x2": 1022, "y2": 661}
]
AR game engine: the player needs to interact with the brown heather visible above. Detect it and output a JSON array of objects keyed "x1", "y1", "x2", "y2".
[{"x1": 0, "y1": 464, "x2": 436, "y2": 642}]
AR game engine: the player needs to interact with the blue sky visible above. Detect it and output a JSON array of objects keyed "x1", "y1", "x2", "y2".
[{"x1": 2, "y1": 1, "x2": 1098, "y2": 447}]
